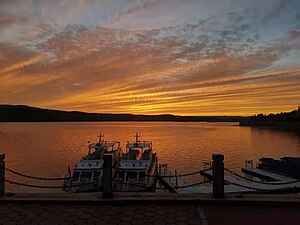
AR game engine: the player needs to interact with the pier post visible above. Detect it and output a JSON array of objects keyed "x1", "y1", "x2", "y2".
[
  {"x1": 212, "y1": 154, "x2": 224, "y2": 199},
  {"x1": 103, "y1": 154, "x2": 113, "y2": 199},
  {"x1": 175, "y1": 170, "x2": 178, "y2": 188},
  {"x1": 0, "y1": 154, "x2": 5, "y2": 196}
]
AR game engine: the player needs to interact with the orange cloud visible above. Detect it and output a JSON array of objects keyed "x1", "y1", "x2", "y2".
[{"x1": 1, "y1": 2, "x2": 300, "y2": 116}]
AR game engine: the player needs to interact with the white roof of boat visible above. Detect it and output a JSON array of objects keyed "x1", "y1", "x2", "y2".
[
  {"x1": 119, "y1": 160, "x2": 149, "y2": 169},
  {"x1": 75, "y1": 159, "x2": 104, "y2": 170},
  {"x1": 126, "y1": 142, "x2": 151, "y2": 148},
  {"x1": 89, "y1": 142, "x2": 117, "y2": 148}
]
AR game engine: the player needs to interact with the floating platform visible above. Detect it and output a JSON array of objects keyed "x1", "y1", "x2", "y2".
[
  {"x1": 157, "y1": 173, "x2": 212, "y2": 194},
  {"x1": 157, "y1": 165, "x2": 256, "y2": 194},
  {"x1": 157, "y1": 164, "x2": 213, "y2": 193},
  {"x1": 201, "y1": 168, "x2": 300, "y2": 193},
  {"x1": 242, "y1": 167, "x2": 297, "y2": 182}
]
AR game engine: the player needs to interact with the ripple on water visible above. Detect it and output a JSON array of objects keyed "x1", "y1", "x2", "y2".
[{"x1": 0, "y1": 122, "x2": 299, "y2": 192}]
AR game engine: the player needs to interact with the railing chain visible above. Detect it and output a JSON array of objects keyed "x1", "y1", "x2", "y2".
[
  {"x1": 5, "y1": 179, "x2": 98, "y2": 189},
  {"x1": 5, "y1": 168, "x2": 71, "y2": 181}
]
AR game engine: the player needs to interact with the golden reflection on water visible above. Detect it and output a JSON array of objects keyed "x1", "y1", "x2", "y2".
[{"x1": 0, "y1": 122, "x2": 299, "y2": 192}]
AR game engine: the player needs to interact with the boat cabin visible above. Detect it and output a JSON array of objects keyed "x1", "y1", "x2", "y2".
[
  {"x1": 85, "y1": 133, "x2": 121, "y2": 163},
  {"x1": 72, "y1": 159, "x2": 104, "y2": 183},
  {"x1": 63, "y1": 133, "x2": 122, "y2": 192},
  {"x1": 117, "y1": 133, "x2": 156, "y2": 184}
]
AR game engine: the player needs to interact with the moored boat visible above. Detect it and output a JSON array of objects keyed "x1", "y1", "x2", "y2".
[
  {"x1": 115, "y1": 133, "x2": 158, "y2": 192},
  {"x1": 62, "y1": 133, "x2": 122, "y2": 193},
  {"x1": 258, "y1": 157, "x2": 300, "y2": 179}
]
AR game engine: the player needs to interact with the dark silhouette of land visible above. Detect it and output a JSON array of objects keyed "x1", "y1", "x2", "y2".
[
  {"x1": 239, "y1": 107, "x2": 300, "y2": 132},
  {"x1": 0, "y1": 105, "x2": 244, "y2": 122}
]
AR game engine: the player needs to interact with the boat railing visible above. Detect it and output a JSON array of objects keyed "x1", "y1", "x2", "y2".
[{"x1": 245, "y1": 160, "x2": 254, "y2": 169}]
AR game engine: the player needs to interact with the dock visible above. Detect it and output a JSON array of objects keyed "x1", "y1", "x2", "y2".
[
  {"x1": 201, "y1": 168, "x2": 300, "y2": 193},
  {"x1": 156, "y1": 164, "x2": 213, "y2": 193},
  {"x1": 1, "y1": 154, "x2": 300, "y2": 224},
  {"x1": 242, "y1": 167, "x2": 298, "y2": 182}
]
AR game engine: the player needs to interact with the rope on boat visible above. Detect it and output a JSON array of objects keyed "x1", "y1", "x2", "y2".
[
  {"x1": 172, "y1": 180, "x2": 211, "y2": 189},
  {"x1": 157, "y1": 170, "x2": 201, "y2": 178},
  {"x1": 224, "y1": 167, "x2": 300, "y2": 185},
  {"x1": 119, "y1": 178, "x2": 211, "y2": 190},
  {"x1": 113, "y1": 164, "x2": 212, "y2": 178},
  {"x1": 146, "y1": 167, "x2": 212, "y2": 178},
  {"x1": 5, "y1": 167, "x2": 71, "y2": 181},
  {"x1": 113, "y1": 178, "x2": 158, "y2": 192},
  {"x1": 5, "y1": 179, "x2": 97, "y2": 189}
]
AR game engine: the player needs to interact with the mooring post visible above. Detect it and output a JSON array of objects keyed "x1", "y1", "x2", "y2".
[
  {"x1": 175, "y1": 170, "x2": 178, "y2": 188},
  {"x1": 212, "y1": 154, "x2": 224, "y2": 198},
  {"x1": 102, "y1": 153, "x2": 113, "y2": 199},
  {"x1": 0, "y1": 154, "x2": 5, "y2": 197}
]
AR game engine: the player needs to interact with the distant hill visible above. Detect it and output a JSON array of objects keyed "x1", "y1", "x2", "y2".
[
  {"x1": 239, "y1": 107, "x2": 300, "y2": 132},
  {"x1": 0, "y1": 105, "x2": 244, "y2": 122}
]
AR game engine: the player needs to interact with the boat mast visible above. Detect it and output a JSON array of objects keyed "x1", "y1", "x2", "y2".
[
  {"x1": 88, "y1": 141, "x2": 91, "y2": 159},
  {"x1": 98, "y1": 133, "x2": 104, "y2": 143},
  {"x1": 134, "y1": 132, "x2": 140, "y2": 143}
]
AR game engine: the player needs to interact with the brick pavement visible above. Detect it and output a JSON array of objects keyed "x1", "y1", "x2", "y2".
[
  {"x1": 1, "y1": 193, "x2": 300, "y2": 225},
  {"x1": 0, "y1": 203, "x2": 202, "y2": 225},
  {"x1": 204, "y1": 205, "x2": 300, "y2": 225}
]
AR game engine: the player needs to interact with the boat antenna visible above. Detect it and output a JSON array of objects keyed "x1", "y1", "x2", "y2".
[
  {"x1": 134, "y1": 132, "x2": 140, "y2": 143},
  {"x1": 98, "y1": 133, "x2": 104, "y2": 143}
]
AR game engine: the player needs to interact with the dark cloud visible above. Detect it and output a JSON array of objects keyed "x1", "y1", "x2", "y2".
[
  {"x1": 287, "y1": 30, "x2": 300, "y2": 40},
  {"x1": 227, "y1": 12, "x2": 244, "y2": 24}
]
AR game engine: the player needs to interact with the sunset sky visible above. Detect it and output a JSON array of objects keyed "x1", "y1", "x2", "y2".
[{"x1": 0, "y1": 0, "x2": 300, "y2": 116}]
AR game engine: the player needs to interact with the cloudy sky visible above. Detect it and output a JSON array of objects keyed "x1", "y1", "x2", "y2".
[{"x1": 0, "y1": 0, "x2": 300, "y2": 115}]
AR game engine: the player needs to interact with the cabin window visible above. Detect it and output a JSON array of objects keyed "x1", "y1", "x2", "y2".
[
  {"x1": 127, "y1": 172, "x2": 137, "y2": 180},
  {"x1": 119, "y1": 171, "x2": 125, "y2": 180},
  {"x1": 81, "y1": 171, "x2": 92, "y2": 179},
  {"x1": 139, "y1": 172, "x2": 145, "y2": 179},
  {"x1": 93, "y1": 171, "x2": 101, "y2": 180},
  {"x1": 73, "y1": 172, "x2": 80, "y2": 179}
]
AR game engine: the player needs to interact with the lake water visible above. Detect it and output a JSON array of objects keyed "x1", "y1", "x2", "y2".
[{"x1": 0, "y1": 122, "x2": 299, "y2": 193}]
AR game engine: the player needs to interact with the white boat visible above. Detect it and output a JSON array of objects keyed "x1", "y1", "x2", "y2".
[
  {"x1": 115, "y1": 133, "x2": 157, "y2": 192},
  {"x1": 62, "y1": 133, "x2": 122, "y2": 193}
]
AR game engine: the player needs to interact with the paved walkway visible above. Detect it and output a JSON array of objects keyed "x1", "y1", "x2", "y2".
[
  {"x1": 0, "y1": 203, "x2": 202, "y2": 225},
  {"x1": 204, "y1": 205, "x2": 300, "y2": 225},
  {"x1": 1, "y1": 193, "x2": 300, "y2": 225}
]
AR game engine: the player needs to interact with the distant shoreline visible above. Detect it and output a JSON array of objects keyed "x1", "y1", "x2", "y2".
[
  {"x1": 0, "y1": 121, "x2": 240, "y2": 123},
  {"x1": 238, "y1": 107, "x2": 300, "y2": 133},
  {"x1": 0, "y1": 105, "x2": 244, "y2": 123}
]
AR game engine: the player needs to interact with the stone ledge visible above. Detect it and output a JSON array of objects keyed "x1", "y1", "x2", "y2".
[{"x1": 1, "y1": 193, "x2": 300, "y2": 207}]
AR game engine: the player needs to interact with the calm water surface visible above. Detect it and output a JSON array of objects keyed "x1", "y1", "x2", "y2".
[{"x1": 0, "y1": 122, "x2": 299, "y2": 192}]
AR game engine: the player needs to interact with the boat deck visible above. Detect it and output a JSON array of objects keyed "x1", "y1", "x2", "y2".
[{"x1": 241, "y1": 167, "x2": 297, "y2": 182}]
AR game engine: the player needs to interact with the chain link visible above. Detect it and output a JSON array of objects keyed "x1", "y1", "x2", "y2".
[
  {"x1": 172, "y1": 180, "x2": 211, "y2": 189},
  {"x1": 5, "y1": 179, "x2": 98, "y2": 189},
  {"x1": 152, "y1": 167, "x2": 212, "y2": 178},
  {"x1": 5, "y1": 167, "x2": 70, "y2": 181}
]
